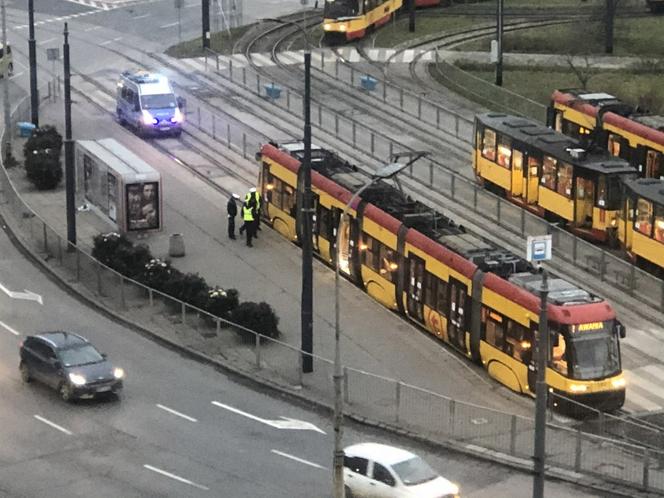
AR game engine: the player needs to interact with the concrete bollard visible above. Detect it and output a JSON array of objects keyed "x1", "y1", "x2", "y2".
[{"x1": 168, "y1": 233, "x2": 185, "y2": 257}]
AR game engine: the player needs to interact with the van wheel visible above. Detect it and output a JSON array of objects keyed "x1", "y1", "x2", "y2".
[
  {"x1": 59, "y1": 382, "x2": 73, "y2": 402},
  {"x1": 344, "y1": 486, "x2": 354, "y2": 498},
  {"x1": 19, "y1": 361, "x2": 31, "y2": 383},
  {"x1": 7, "y1": 63, "x2": 13, "y2": 76},
  {"x1": 117, "y1": 109, "x2": 126, "y2": 126}
]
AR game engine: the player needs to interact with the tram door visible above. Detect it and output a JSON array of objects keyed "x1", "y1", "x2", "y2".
[
  {"x1": 447, "y1": 278, "x2": 468, "y2": 352},
  {"x1": 621, "y1": 197, "x2": 634, "y2": 250},
  {"x1": 511, "y1": 149, "x2": 524, "y2": 198},
  {"x1": 406, "y1": 255, "x2": 425, "y2": 323},
  {"x1": 575, "y1": 176, "x2": 594, "y2": 227},
  {"x1": 525, "y1": 155, "x2": 540, "y2": 204}
]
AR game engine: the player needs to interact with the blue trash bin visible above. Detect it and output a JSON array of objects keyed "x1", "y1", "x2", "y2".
[
  {"x1": 264, "y1": 83, "x2": 282, "y2": 100},
  {"x1": 360, "y1": 75, "x2": 377, "y2": 92},
  {"x1": 18, "y1": 122, "x2": 36, "y2": 138}
]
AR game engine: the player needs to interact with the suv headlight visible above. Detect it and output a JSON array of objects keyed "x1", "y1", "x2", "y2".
[
  {"x1": 171, "y1": 107, "x2": 183, "y2": 123},
  {"x1": 113, "y1": 368, "x2": 125, "y2": 379},
  {"x1": 142, "y1": 110, "x2": 157, "y2": 125},
  {"x1": 68, "y1": 373, "x2": 86, "y2": 386}
]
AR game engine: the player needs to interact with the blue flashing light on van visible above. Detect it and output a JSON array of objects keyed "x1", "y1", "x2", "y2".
[{"x1": 116, "y1": 70, "x2": 184, "y2": 138}]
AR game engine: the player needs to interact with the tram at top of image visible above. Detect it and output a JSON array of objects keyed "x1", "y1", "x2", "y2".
[
  {"x1": 323, "y1": 0, "x2": 441, "y2": 42},
  {"x1": 548, "y1": 89, "x2": 664, "y2": 180},
  {"x1": 473, "y1": 112, "x2": 664, "y2": 276},
  {"x1": 256, "y1": 140, "x2": 627, "y2": 413}
]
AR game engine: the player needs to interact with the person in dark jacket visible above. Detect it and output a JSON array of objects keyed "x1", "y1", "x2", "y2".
[{"x1": 227, "y1": 193, "x2": 240, "y2": 239}]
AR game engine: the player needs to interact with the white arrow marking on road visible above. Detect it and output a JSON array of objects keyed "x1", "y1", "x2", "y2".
[
  {"x1": 211, "y1": 401, "x2": 326, "y2": 434},
  {"x1": 0, "y1": 320, "x2": 20, "y2": 336},
  {"x1": 143, "y1": 465, "x2": 209, "y2": 491},
  {"x1": 0, "y1": 282, "x2": 43, "y2": 305}
]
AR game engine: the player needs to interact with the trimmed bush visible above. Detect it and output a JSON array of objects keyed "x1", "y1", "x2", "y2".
[
  {"x1": 165, "y1": 271, "x2": 208, "y2": 309},
  {"x1": 205, "y1": 287, "x2": 239, "y2": 320},
  {"x1": 24, "y1": 125, "x2": 63, "y2": 190},
  {"x1": 140, "y1": 258, "x2": 176, "y2": 294},
  {"x1": 92, "y1": 232, "x2": 151, "y2": 278},
  {"x1": 230, "y1": 301, "x2": 280, "y2": 342}
]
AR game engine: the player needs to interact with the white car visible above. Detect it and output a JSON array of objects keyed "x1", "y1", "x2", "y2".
[{"x1": 343, "y1": 443, "x2": 460, "y2": 498}]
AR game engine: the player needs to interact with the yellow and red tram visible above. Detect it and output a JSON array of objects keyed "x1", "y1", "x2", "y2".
[
  {"x1": 323, "y1": 0, "x2": 441, "y2": 42},
  {"x1": 257, "y1": 141, "x2": 627, "y2": 412},
  {"x1": 473, "y1": 113, "x2": 637, "y2": 245},
  {"x1": 549, "y1": 89, "x2": 664, "y2": 180}
]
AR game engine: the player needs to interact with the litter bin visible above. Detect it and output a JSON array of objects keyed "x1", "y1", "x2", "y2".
[
  {"x1": 264, "y1": 83, "x2": 282, "y2": 100},
  {"x1": 169, "y1": 233, "x2": 185, "y2": 257},
  {"x1": 18, "y1": 122, "x2": 36, "y2": 138},
  {"x1": 360, "y1": 75, "x2": 377, "y2": 92}
]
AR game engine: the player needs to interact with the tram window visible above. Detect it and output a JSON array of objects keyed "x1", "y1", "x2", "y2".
[
  {"x1": 608, "y1": 133, "x2": 621, "y2": 157},
  {"x1": 505, "y1": 321, "x2": 530, "y2": 362},
  {"x1": 318, "y1": 206, "x2": 330, "y2": 240},
  {"x1": 551, "y1": 333, "x2": 568, "y2": 376},
  {"x1": 362, "y1": 233, "x2": 378, "y2": 270},
  {"x1": 541, "y1": 156, "x2": 557, "y2": 190},
  {"x1": 268, "y1": 176, "x2": 283, "y2": 210},
  {"x1": 484, "y1": 312, "x2": 505, "y2": 350},
  {"x1": 496, "y1": 136, "x2": 512, "y2": 168},
  {"x1": 424, "y1": 272, "x2": 437, "y2": 308},
  {"x1": 436, "y1": 278, "x2": 448, "y2": 315},
  {"x1": 284, "y1": 184, "x2": 296, "y2": 217},
  {"x1": 378, "y1": 245, "x2": 396, "y2": 282},
  {"x1": 556, "y1": 162, "x2": 573, "y2": 197},
  {"x1": 654, "y1": 204, "x2": 664, "y2": 243},
  {"x1": 528, "y1": 155, "x2": 541, "y2": 176},
  {"x1": 646, "y1": 149, "x2": 663, "y2": 179},
  {"x1": 635, "y1": 197, "x2": 654, "y2": 236},
  {"x1": 482, "y1": 128, "x2": 497, "y2": 162}
]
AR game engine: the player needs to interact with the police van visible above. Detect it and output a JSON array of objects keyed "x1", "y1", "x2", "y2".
[
  {"x1": 116, "y1": 70, "x2": 183, "y2": 137},
  {"x1": 0, "y1": 43, "x2": 13, "y2": 77}
]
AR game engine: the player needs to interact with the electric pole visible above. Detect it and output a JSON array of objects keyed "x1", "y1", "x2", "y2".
[
  {"x1": 63, "y1": 23, "x2": 76, "y2": 250},
  {"x1": 533, "y1": 270, "x2": 549, "y2": 498},
  {"x1": 495, "y1": 0, "x2": 503, "y2": 86},
  {"x1": 28, "y1": 0, "x2": 39, "y2": 126},
  {"x1": 2, "y1": 0, "x2": 11, "y2": 161},
  {"x1": 202, "y1": 0, "x2": 210, "y2": 49}
]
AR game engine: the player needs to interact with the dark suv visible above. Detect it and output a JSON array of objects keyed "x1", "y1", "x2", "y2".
[{"x1": 19, "y1": 331, "x2": 124, "y2": 401}]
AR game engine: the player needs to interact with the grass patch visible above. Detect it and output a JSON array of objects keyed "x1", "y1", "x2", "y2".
[
  {"x1": 457, "y1": 17, "x2": 664, "y2": 57},
  {"x1": 165, "y1": 24, "x2": 256, "y2": 58},
  {"x1": 453, "y1": 63, "x2": 664, "y2": 113},
  {"x1": 372, "y1": 15, "x2": 479, "y2": 47}
]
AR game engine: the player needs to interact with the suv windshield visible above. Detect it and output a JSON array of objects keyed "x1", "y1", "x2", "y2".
[
  {"x1": 59, "y1": 344, "x2": 104, "y2": 367},
  {"x1": 141, "y1": 94, "x2": 176, "y2": 109},
  {"x1": 391, "y1": 456, "x2": 438, "y2": 486},
  {"x1": 567, "y1": 325, "x2": 621, "y2": 380}
]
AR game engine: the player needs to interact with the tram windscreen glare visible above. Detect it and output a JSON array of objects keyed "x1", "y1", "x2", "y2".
[
  {"x1": 324, "y1": 0, "x2": 358, "y2": 17},
  {"x1": 567, "y1": 323, "x2": 621, "y2": 380}
]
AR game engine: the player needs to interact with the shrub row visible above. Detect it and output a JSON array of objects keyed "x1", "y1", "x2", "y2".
[
  {"x1": 24, "y1": 125, "x2": 63, "y2": 190},
  {"x1": 92, "y1": 232, "x2": 279, "y2": 340}
]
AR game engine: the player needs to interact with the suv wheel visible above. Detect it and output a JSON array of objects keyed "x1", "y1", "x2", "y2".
[
  {"x1": 19, "y1": 361, "x2": 31, "y2": 383},
  {"x1": 7, "y1": 63, "x2": 13, "y2": 76},
  {"x1": 344, "y1": 485, "x2": 353, "y2": 498},
  {"x1": 59, "y1": 382, "x2": 73, "y2": 402}
]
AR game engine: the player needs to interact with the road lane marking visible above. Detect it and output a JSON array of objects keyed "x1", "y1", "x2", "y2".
[
  {"x1": 271, "y1": 449, "x2": 326, "y2": 469},
  {"x1": 99, "y1": 40, "x2": 113, "y2": 46},
  {"x1": 133, "y1": 14, "x2": 150, "y2": 19},
  {"x1": 38, "y1": 37, "x2": 57, "y2": 46},
  {"x1": 84, "y1": 25, "x2": 102, "y2": 32},
  {"x1": 34, "y1": 415, "x2": 72, "y2": 435},
  {"x1": 211, "y1": 401, "x2": 326, "y2": 433},
  {"x1": 143, "y1": 464, "x2": 209, "y2": 490},
  {"x1": 112, "y1": 37, "x2": 123, "y2": 42},
  {"x1": 159, "y1": 21, "x2": 179, "y2": 29},
  {"x1": 0, "y1": 320, "x2": 20, "y2": 336},
  {"x1": 156, "y1": 404, "x2": 197, "y2": 422}
]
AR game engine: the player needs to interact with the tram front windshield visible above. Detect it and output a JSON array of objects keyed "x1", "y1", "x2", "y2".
[
  {"x1": 324, "y1": 0, "x2": 358, "y2": 17},
  {"x1": 567, "y1": 323, "x2": 621, "y2": 380}
]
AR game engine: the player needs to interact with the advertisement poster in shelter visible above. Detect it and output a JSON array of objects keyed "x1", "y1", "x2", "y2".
[{"x1": 126, "y1": 182, "x2": 160, "y2": 231}]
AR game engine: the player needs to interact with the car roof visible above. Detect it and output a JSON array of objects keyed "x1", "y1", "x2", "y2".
[
  {"x1": 33, "y1": 331, "x2": 88, "y2": 349},
  {"x1": 344, "y1": 443, "x2": 416, "y2": 466}
]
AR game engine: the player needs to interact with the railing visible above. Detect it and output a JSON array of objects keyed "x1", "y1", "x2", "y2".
[
  {"x1": 188, "y1": 48, "x2": 664, "y2": 315},
  {"x1": 2, "y1": 90, "x2": 664, "y2": 494}
]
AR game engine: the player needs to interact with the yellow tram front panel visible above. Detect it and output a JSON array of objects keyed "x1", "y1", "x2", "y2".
[
  {"x1": 538, "y1": 186, "x2": 574, "y2": 221},
  {"x1": 631, "y1": 231, "x2": 664, "y2": 268},
  {"x1": 323, "y1": 0, "x2": 402, "y2": 40},
  {"x1": 360, "y1": 216, "x2": 398, "y2": 310},
  {"x1": 474, "y1": 153, "x2": 511, "y2": 192},
  {"x1": 552, "y1": 102, "x2": 596, "y2": 134},
  {"x1": 546, "y1": 368, "x2": 626, "y2": 398},
  {"x1": 591, "y1": 206, "x2": 618, "y2": 234}
]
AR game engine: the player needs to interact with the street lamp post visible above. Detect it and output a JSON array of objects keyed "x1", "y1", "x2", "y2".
[
  {"x1": 28, "y1": 0, "x2": 39, "y2": 126},
  {"x1": 63, "y1": 23, "x2": 76, "y2": 250},
  {"x1": 262, "y1": 17, "x2": 313, "y2": 373},
  {"x1": 1, "y1": 0, "x2": 11, "y2": 162},
  {"x1": 332, "y1": 156, "x2": 426, "y2": 498},
  {"x1": 533, "y1": 269, "x2": 549, "y2": 498}
]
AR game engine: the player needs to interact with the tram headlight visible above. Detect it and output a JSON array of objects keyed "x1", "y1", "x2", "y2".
[
  {"x1": 612, "y1": 377, "x2": 626, "y2": 389},
  {"x1": 569, "y1": 384, "x2": 588, "y2": 393},
  {"x1": 339, "y1": 24, "x2": 347, "y2": 32},
  {"x1": 323, "y1": 23, "x2": 331, "y2": 31},
  {"x1": 610, "y1": 217, "x2": 618, "y2": 227}
]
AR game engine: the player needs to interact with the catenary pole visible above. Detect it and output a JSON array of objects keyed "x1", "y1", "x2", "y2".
[
  {"x1": 495, "y1": 0, "x2": 503, "y2": 86},
  {"x1": 202, "y1": 0, "x2": 210, "y2": 49},
  {"x1": 63, "y1": 23, "x2": 76, "y2": 250},
  {"x1": 533, "y1": 269, "x2": 549, "y2": 498},
  {"x1": 2, "y1": 0, "x2": 11, "y2": 161},
  {"x1": 28, "y1": 0, "x2": 39, "y2": 126}
]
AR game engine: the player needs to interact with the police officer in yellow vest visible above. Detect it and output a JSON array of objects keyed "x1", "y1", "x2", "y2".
[
  {"x1": 242, "y1": 200, "x2": 256, "y2": 247},
  {"x1": 241, "y1": 187, "x2": 261, "y2": 238}
]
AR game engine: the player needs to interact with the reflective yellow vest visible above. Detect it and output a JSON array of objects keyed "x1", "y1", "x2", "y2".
[{"x1": 243, "y1": 204, "x2": 254, "y2": 222}]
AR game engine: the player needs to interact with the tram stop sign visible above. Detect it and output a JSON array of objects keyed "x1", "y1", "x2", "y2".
[{"x1": 526, "y1": 235, "x2": 552, "y2": 263}]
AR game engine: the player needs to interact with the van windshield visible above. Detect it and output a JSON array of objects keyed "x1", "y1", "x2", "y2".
[{"x1": 141, "y1": 94, "x2": 176, "y2": 109}]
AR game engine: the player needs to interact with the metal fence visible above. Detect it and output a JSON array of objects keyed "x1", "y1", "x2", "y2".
[
  {"x1": 4, "y1": 84, "x2": 664, "y2": 494},
  {"x1": 191, "y1": 49, "x2": 664, "y2": 315}
]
